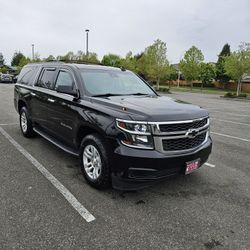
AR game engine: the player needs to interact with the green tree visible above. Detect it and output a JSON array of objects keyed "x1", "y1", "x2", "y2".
[
  {"x1": 159, "y1": 64, "x2": 178, "y2": 88},
  {"x1": 135, "y1": 52, "x2": 147, "y2": 79},
  {"x1": 57, "y1": 51, "x2": 99, "y2": 63},
  {"x1": 101, "y1": 54, "x2": 122, "y2": 67},
  {"x1": 17, "y1": 56, "x2": 31, "y2": 73},
  {"x1": 60, "y1": 51, "x2": 75, "y2": 61},
  {"x1": 142, "y1": 39, "x2": 169, "y2": 90},
  {"x1": 11, "y1": 52, "x2": 26, "y2": 66},
  {"x1": 76, "y1": 51, "x2": 99, "y2": 63},
  {"x1": 199, "y1": 63, "x2": 216, "y2": 89},
  {"x1": 44, "y1": 55, "x2": 55, "y2": 61},
  {"x1": 165, "y1": 65, "x2": 178, "y2": 81},
  {"x1": 216, "y1": 43, "x2": 231, "y2": 87},
  {"x1": 0, "y1": 53, "x2": 5, "y2": 67},
  {"x1": 31, "y1": 53, "x2": 41, "y2": 62},
  {"x1": 75, "y1": 50, "x2": 84, "y2": 61},
  {"x1": 224, "y1": 42, "x2": 250, "y2": 95},
  {"x1": 179, "y1": 46, "x2": 204, "y2": 89},
  {"x1": 87, "y1": 52, "x2": 99, "y2": 64},
  {"x1": 0, "y1": 66, "x2": 8, "y2": 73},
  {"x1": 120, "y1": 51, "x2": 137, "y2": 72}
]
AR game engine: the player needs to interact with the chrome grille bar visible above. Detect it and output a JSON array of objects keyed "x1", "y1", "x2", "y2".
[{"x1": 150, "y1": 117, "x2": 209, "y2": 154}]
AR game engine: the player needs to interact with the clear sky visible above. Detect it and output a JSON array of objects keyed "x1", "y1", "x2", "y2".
[{"x1": 1, "y1": 0, "x2": 249, "y2": 64}]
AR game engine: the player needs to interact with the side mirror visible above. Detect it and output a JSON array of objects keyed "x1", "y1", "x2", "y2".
[
  {"x1": 56, "y1": 85, "x2": 78, "y2": 97},
  {"x1": 13, "y1": 76, "x2": 18, "y2": 83}
]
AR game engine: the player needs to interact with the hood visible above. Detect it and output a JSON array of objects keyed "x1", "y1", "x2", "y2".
[{"x1": 92, "y1": 95, "x2": 209, "y2": 122}]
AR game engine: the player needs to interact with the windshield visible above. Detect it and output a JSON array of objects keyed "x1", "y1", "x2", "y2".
[{"x1": 80, "y1": 70, "x2": 155, "y2": 96}]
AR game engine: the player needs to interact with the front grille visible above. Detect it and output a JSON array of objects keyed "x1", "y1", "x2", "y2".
[
  {"x1": 159, "y1": 117, "x2": 208, "y2": 132},
  {"x1": 162, "y1": 132, "x2": 206, "y2": 151}
]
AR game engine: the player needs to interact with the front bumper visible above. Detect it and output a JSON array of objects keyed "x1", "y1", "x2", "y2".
[{"x1": 111, "y1": 136, "x2": 212, "y2": 190}]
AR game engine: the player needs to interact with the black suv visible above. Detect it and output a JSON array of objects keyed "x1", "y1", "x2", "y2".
[{"x1": 14, "y1": 62, "x2": 212, "y2": 190}]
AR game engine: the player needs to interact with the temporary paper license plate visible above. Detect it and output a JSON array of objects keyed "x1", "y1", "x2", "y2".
[{"x1": 185, "y1": 159, "x2": 200, "y2": 175}]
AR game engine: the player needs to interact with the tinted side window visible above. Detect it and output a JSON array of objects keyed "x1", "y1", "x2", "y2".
[
  {"x1": 18, "y1": 66, "x2": 38, "y2": 85},
  {"x1": 55, "y1": 71, "x2": 75, "y2": 89},
  {"x1": 37, "y1": 68, "x2": 56, "y2": 89}
]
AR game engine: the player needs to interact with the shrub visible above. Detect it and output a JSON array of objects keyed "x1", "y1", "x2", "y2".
[
  {"x1": 193, "y1": 82, "x2": 215, "y2": 88},
  {"x1": 238, "y1": 93, "x2": 247, "y2": 98},
  {"x1": 224, "y1": 92, "x2": 236, "y2": 98},
  {"x1": 158, "y1": 87, "x2": 170, "y2": 93},
  {"x1": 224, "y1": 92, "x2": 248, "y2": 98}
]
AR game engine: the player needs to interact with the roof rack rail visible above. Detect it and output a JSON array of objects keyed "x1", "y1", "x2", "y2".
[
  {"x1": 45, "y1": 60, "x2": 65, "y2": 63},
  {"x1": 28, "y1": 60, "x2": 104, "y2": 66},
  {"x1": 28, "y1": 61, "x2": 65, "y2": 65},
  {"x1": 58, "y1": 60, "x2": 104, "y2": 65}
]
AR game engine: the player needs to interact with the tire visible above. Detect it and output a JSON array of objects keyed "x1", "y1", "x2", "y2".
[
  {"x1": 19, "y1": 106, "x2": 35, "y2": 138},
  {"x1": 80, "y1": 134, "x2": 111, "y2": 189}
]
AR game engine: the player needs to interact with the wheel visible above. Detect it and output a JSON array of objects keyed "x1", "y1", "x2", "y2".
[
  {"x1": 19, "y1": 107, "x2": 35, "y2": 138},
  {"x1": 80, "y1": 134, "x2": 111, "y2": 189}
]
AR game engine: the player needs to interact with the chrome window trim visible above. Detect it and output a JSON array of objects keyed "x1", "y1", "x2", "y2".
[{"x1": 15, "y1": 84, "x2": 77, "y2": 101}]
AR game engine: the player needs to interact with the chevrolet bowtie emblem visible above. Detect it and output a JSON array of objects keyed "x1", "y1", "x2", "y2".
[{"x1": 187, "y1": 129, "x2": 199, "y2": 138}]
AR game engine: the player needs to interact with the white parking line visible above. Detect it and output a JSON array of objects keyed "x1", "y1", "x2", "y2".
[
  {"x1": 204, "y1": 162, "x2": 215, "y2": 168},
  {"x1": 210, "y1": 110, "x2": 250, "y2": 118},
  {"x1": 211, "y1": 132, "x2": 250, "y2": 142},
  {"x1": 0, "y1": 126, "x2": 95, "y2": 223},
  {"x1": 211, "y1": 118, "x2": 250, "y2": 127},
  {"x1": 207, "y1": 107, "x2": 250, "y2": 113},
  {"x1": 0, "y1": 123, "x2": 19, "y2": 126}
]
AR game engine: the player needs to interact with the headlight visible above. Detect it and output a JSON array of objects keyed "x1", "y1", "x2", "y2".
[
  {"x1": 207, "y1": 117, "x2": 210, "y2": 136},
  {"x1": 116, "y1": 119, "x2": 154, "y2": 149}
]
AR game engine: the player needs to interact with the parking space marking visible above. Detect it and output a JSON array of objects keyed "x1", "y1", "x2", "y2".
[
  {"x1": 0, "y1": 126, "x2": 96, "y2": 223},
  {"x1": 211, "y1": 132, "x2": 250, "y2": 142},
  {"x1": 211, "y1": 118, "x2": 250, "y2": 127},
  {"x1": 207, "y1": 107, "x2": 250, "y2": 113},
  {"x1": 0, "y1": 123, "x2": 19, "y2": 126},
  {"x1": 204, "y1": 162, "x2": 215, "y2": 168},
  {"x1": 210, "y1": 110, "x2": 250, "y2": 118}
]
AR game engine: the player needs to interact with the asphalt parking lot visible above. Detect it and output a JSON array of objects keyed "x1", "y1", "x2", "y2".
[{"x1": 0, "y1": 84, "x2": 249, "y2": 250}]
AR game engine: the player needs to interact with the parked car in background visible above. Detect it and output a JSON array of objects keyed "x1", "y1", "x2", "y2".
[{"x1": 0, "y1": 73, "x2": 13, "y2": 83}]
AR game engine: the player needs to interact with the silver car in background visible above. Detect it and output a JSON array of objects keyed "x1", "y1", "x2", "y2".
[{"x1": 0, "y1": 73, "x2": 13, "y2": 83}]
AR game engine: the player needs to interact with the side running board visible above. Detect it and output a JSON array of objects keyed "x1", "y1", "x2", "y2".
[{"x1": 33, "y1": 127, "x2": 79, "y2": 156}]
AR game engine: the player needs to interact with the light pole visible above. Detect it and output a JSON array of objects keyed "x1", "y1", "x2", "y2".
[
  {"x1": 177, "y1": 70, "x2": 181, "y2": 88},
  {"x1": 85, "y1": 29, "x2": 89, "y2": 58},
  {"x1": 31, "y1": 44, "x2": 35, "y2": 60}
]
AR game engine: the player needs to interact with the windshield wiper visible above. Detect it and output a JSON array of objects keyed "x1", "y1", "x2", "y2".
[
  {"x1": 92, "y1": 93, "x2": 154, "y2": 98},
  {"x1": 129, "y1": 93, "x2": 152, "y2": 96},
  {"x1": 91, "y1": 93, "x2": 126, "y2": 98}
]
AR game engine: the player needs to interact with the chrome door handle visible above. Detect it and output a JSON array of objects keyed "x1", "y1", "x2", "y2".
[
  {"x1": 48, "y1": 98, "x2": 55, "y2": 103},
  {"x1": 31, "y1": 92, "x2": 36, "y2": 96}
]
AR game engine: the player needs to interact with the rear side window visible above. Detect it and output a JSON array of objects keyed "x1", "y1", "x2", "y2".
[
  {"x1": 55, "y1": 71, "x2": 75, "y2": 89},
  {"x1": 37, "y1": 68, "x2": 56, "y2": 89},
  {"x1": 17, "y1": 66, "x2": 39, "y2": 85}
]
